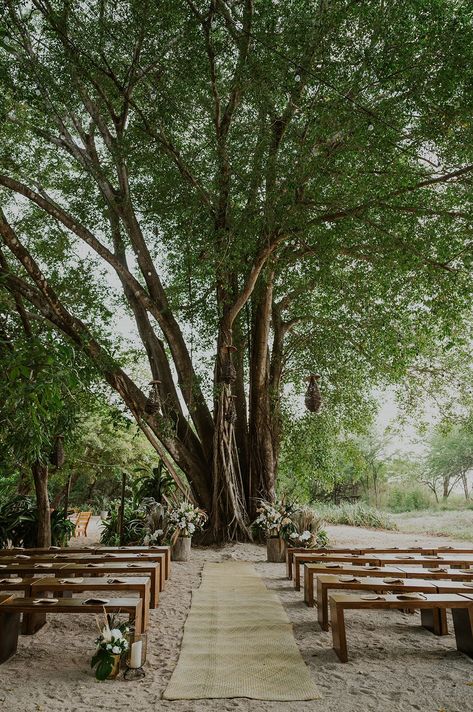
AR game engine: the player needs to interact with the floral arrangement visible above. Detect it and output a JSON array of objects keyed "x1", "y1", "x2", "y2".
[
  {"x1": 168, "y1": 501, "x2": 207, "y2": 542},
  {"x1": 143, "y1": 528, "x2": 164, "y2": 546},
  {"x1": 91, "y1": 613, "x2": 129, "y2": 680},
  {"x1": 252, "y1": 498, "x2": 299, "y2": 539},
  {"x1": 286, "y1": 506, "x2": 329, "y2": 548}
]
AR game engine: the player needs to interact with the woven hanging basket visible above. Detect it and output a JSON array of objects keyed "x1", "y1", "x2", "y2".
[
  {"x1": 50, "y1": 435, "x2": 65, "y2": 468},
  {"x1": 221, "y1": 358, "x2": 237, "y2": 384},
  {"x1": 305, "y1": 374, "x2": 322, "y2": 413}
]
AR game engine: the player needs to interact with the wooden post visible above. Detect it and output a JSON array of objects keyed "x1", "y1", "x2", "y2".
[{"x1": 119, "y1": 472, "x2": 127, "y2": 546}]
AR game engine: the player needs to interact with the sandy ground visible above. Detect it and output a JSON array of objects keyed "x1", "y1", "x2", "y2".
[{"x1": 1, "y1": 522, "x2": 473, "y2": 712}]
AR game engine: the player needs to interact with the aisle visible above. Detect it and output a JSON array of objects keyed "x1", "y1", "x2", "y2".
[{"x1": 163, "y1": 560, "x2": 320, "y2": 701}]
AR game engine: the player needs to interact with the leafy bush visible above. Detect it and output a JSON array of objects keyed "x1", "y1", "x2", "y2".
[
  {"x1": 314, "y1": 502, "x2": 397, "y2": 530},
  {"x1": 100, "y1": 499, "x2": 148, "y2": 546},
  {"x1": 386, "y1": 486, "x2": 431, "y2": 513},
  {"x1": 0, "y1": 489, "x2": 74, "y2": 547}
]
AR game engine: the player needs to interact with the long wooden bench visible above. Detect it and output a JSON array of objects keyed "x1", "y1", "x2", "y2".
[
  {"x1": 1, "y1": 552, "x2": 166, "y2": 591},
  {"x1": 286, "y1": 546, "x2": 473, "y2": 580},
  {"x1": 316, "y1": 574, "x2": 438, "y2": 631},
  {"x1": 0, "y1": 596, "x2": 142, "y2": 664},
  {"x1": 303, "y1": 563, "x2": 473, "y2": 606},
  {"x1": 0, "y1": 546, "x2": 172, "y2": 580},
  {"x1": 0, "y1": 561, "x2": 161, "y2": 609},
  {"x1": 30, "y1": 575, "x2": 151, "y2": 631},
  {"x1": 293, "y1": 551, "x2": 473, "y2": 591},
  {"x1": 329, "y1": 592, "x2": 473, "y2": 662}
]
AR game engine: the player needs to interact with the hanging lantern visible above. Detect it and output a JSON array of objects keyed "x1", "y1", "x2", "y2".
[
  {"x1": 305, "y1": 373, "x2": 322, "y2": 413},
  {"x1": 225, "y1": 395, "x2": 238, "y2": 424},
  {"x1": 145, "y1": 379, "x2": 162, "y2": 415},
  {"x1": 221, "y1": 344, "x2": 237, "y2": 384},
  {"x1": 50, "y1": 435, "x2": 65, "y2": 468}
]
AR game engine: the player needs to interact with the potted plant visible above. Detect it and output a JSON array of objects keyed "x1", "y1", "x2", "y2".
[
  {"x1": 287, "y1": 506, "x2": 329, "y2": 550},
  {"x1": 91, "y1": 614, "x2": 129, "y2": 680},
  {"x1": 252, "y1": 498, "x2": 299, "y2": 562},
  {"x1": 168, "y1": 501, "x2": 207, "y2": 561}
]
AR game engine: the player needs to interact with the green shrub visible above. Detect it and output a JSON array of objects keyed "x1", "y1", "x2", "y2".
[
  {"x1": 313, "y1": 501, "x2": 397, "y2": 530},
  {"x1": 386, "y1": 486, "x2": 431, "y2": 513}
]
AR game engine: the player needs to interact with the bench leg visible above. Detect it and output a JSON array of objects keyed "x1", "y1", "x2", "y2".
[
  {"x1": 0, "y1": 612, "x2": 20, "y2": 663},
  {"x1": 294, "y1": 560, "x2": 301, "y2": 591},
  {"x1": 317, "y1": 580, "x2": 329, "y2": 631},
  {"x1": 421, "y1": 607, "x2": 448, "y2": 636},
  {"x1": 22, "y1": 612, "x2": 47, "y2": 635},
  {"x1": 286, "y1": 553, "x2": 291, "y2": 580},
  {"x1": 330, "y1": 602, "x2": 348, "y2": 662},
  {"x1": 143, "y1": 586, "x2": 150, "y2": 631},
  {"x1": 304, "y1": 569, "x2": 314, "y2": 607},
  {"x1": 452, "y1": 607, "x2": 473, "y2": 658}
]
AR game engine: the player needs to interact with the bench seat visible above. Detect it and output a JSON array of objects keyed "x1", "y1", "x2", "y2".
[{"x1": 329, "y1": 592, "x2": 473, "y2": 662}]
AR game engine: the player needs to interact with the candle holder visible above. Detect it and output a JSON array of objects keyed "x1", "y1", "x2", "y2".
[{"x1": 124, "y1": 665, "x2": 145, "y2": 681}]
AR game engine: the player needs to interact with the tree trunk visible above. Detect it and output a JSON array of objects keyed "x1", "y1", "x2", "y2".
[
  {"x1": 442, "y1": 476, "x2": 450, "y2": 500},
  {"x1": 248, "y1": 278, "x2": 277, "y2": 518},
  {"x1": 461, "y1": 472, "x2": 469, "y2": 500},
  {"x1": 31, "y1": 461, "x2": 51, "y2": 547}
]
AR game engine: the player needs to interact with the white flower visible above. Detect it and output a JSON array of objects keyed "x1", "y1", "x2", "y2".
[
  {"x1": 112, "y1": 646, "x2": 121, "y2": 654},
  {"x1": 106, "y1": 643, "x2": 113, "y2": 651},
  {"x1": 300, "y1": 531, "x2": 311, "y2": 542},
  {"x1": 289, "y1": 532, "x2": 299, "y2": 539},
  {"x1": 110, "y1": 628, "x2": 123, "y2": 640},
  {"x1": 188, "y1": 523, "x2": 195, "y2": 534},
  {"x1": 155, "y1": 529, "x2": 163, "y2": 536}
]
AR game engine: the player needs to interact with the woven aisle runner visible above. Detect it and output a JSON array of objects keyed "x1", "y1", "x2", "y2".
[{"x1": 163, "y1": 561, "x2": 320, "y2": 701}]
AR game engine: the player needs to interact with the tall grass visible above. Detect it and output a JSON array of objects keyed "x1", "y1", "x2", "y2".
[{"x1": 313, "y1": 502, "x2": 397, "y2": 530}]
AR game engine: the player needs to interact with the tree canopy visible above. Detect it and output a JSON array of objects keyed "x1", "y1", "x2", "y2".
[{"x1": 1, "y1": 0, "x2": 473, "y2": 539}]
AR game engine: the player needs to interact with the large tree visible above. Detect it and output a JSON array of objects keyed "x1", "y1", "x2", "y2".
[{"x1": 1, "y1": 1, "x2": 472, "y2": 540}]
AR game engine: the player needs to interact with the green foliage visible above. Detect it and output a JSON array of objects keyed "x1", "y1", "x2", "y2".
[
  {"x1": 386, "y1": 486, "x2": 432, "y2": 513},
  {"x1": 99, "y1": 499, "x2": 148, "y2": 546},
  {"x1": 314, "y1": 502, "x2": 397, "y2": 530},
  {"x1": 0, "y1": 487, "x2": 74, "y2": 547},
  {"x1": 133, "y1": 463, "x2": 175, "y2": 504}
]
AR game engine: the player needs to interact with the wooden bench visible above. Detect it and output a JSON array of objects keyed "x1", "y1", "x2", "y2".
[
  {"x1": 74, "y1": 512, "x2": 92, "y2": 537},
  {"x1": 30, "y1": 575, "x2": 151, "y2": 631},
  {"x1": 293, "y1": 552, "x2": 382, "y2": 590},
  {"x1": 1, "y1": 546, "x2": 172, "y2": 581},
  {"x1": 285, "y1": 546, "x2": 446, "y2": 580},
  {"x1": 0, "y1": 596, "x2": 142, "y2": 664},
  {"x1": 293, "y1": 551, "x2": 473, "y2": 591},
  {"x1": 0, "y1": 595, "x2": 16, "y2": 663},
  {"x1": 329, "y1": 592, "x2": 473, "y2": 662},
  {"x1": 315, "y1": 574, "x2": 437, "y2": 631},
  {"x1": 1, "y1": 551, "x2": 166, "y2": 591},
  {"x1": 303, "y1": 563, "x2": 473, "y2": 606},
  {"x1": 0, "y1": 561, "x2": 161, "y2": 609},
  {"x1": 61, "y1": 561, "x2": 161, "y2": 608}
]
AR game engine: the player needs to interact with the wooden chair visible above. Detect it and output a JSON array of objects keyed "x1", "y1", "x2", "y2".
[
  {"x1": 0, "y1": 596, "x2": 142, "y2": 664},
  {"x1": 74, "y1": 511, "x2": 92, "y2": 537},
  {"x1": 329, "y1": 592, "x2": 473, "y2": 662}
]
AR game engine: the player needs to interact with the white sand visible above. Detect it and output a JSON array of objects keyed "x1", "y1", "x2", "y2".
[{"x1": 1, "y1": 524, "x2": 473, "y2": 712}]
